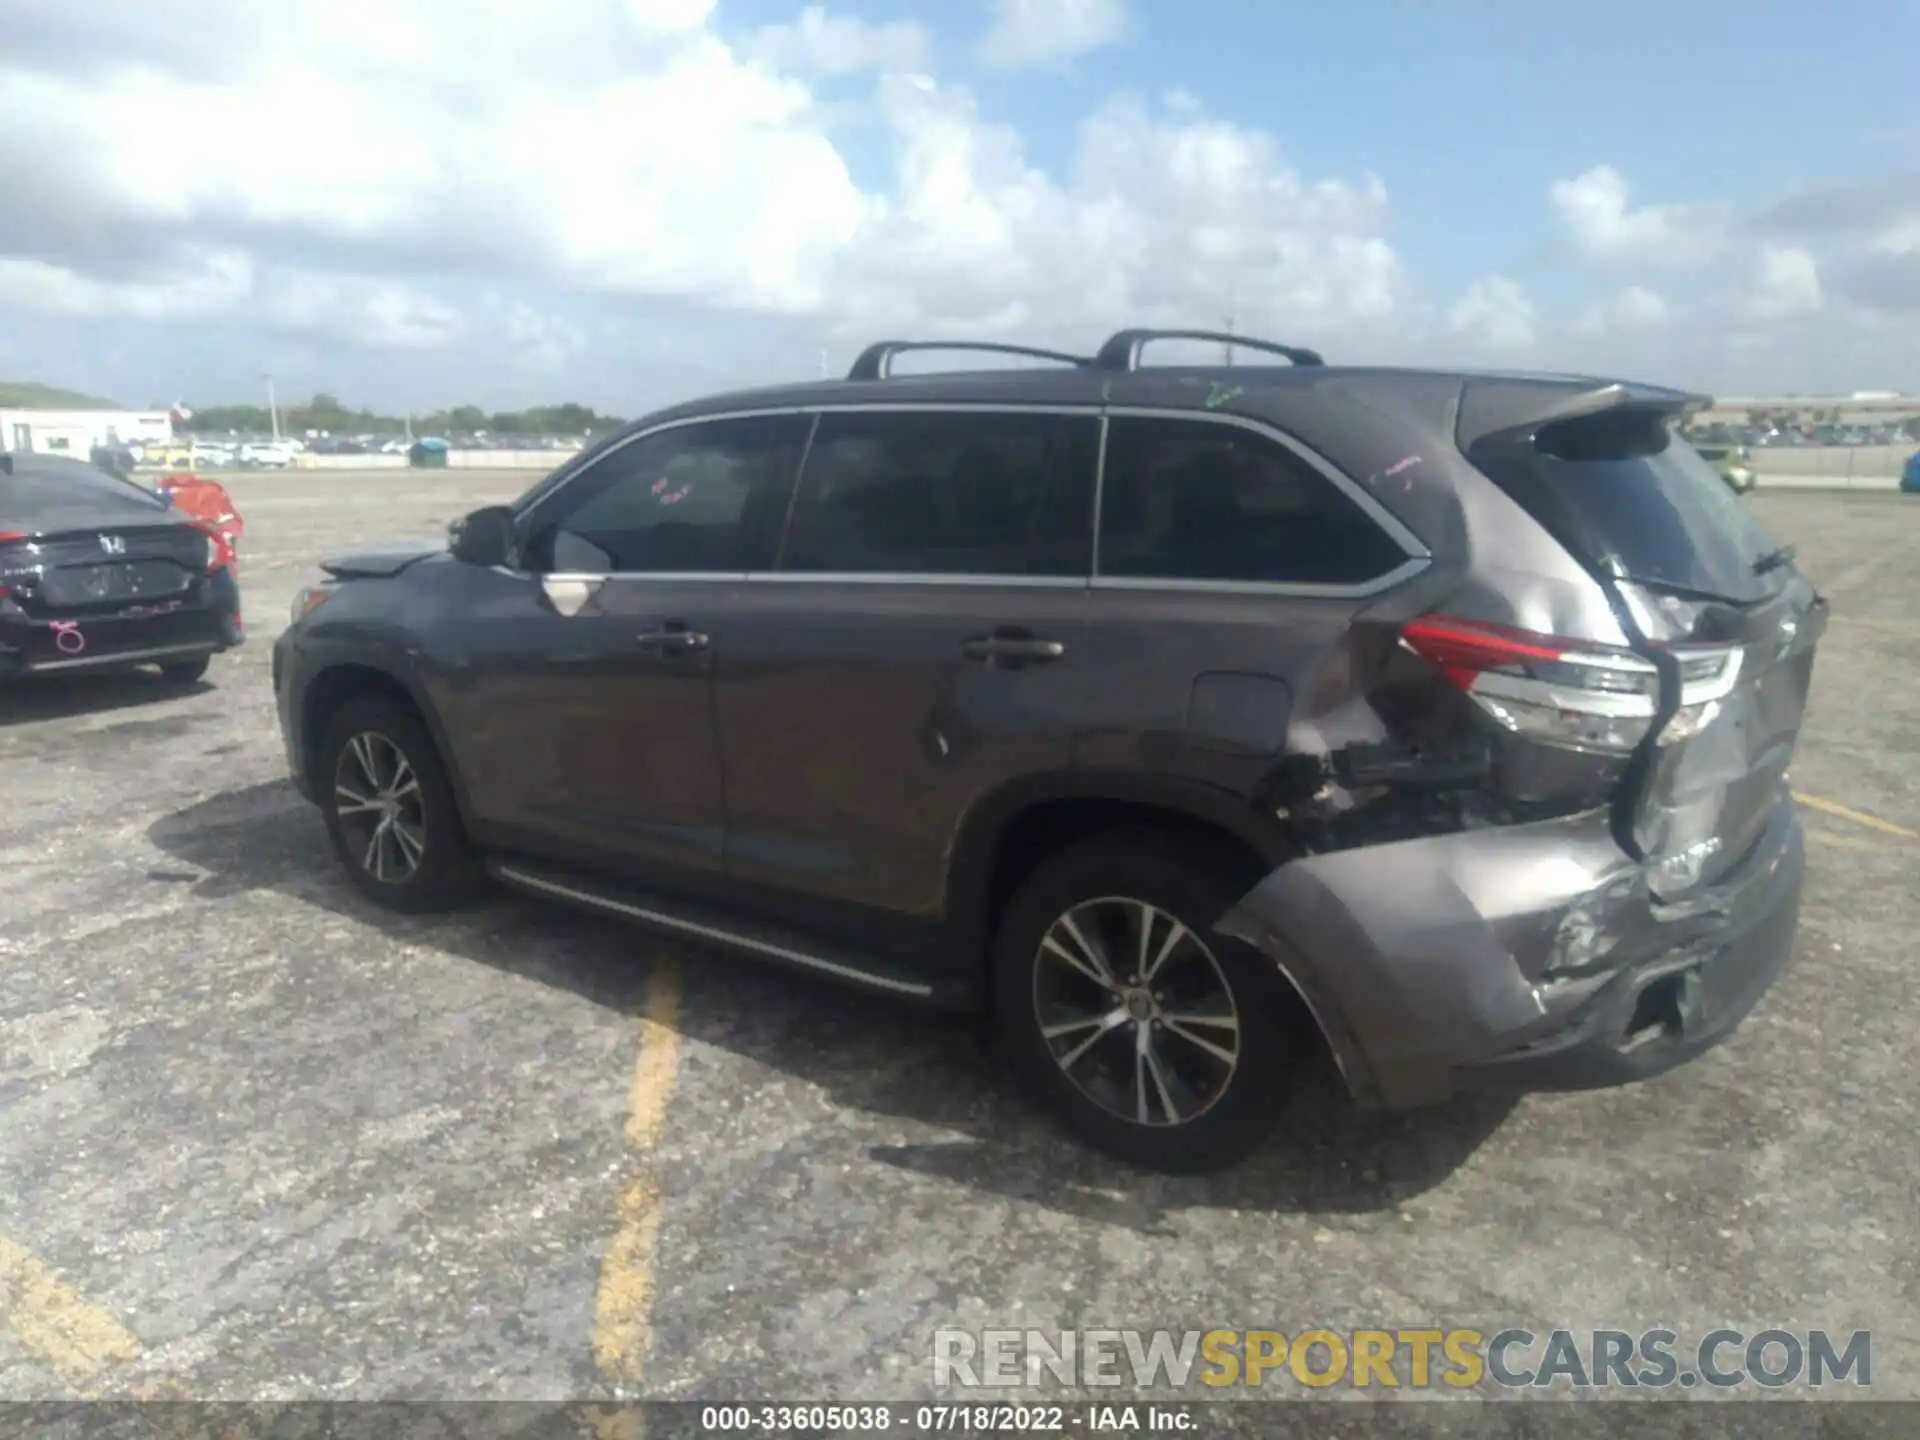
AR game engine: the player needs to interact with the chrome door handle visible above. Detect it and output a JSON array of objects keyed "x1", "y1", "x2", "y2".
[
  {"x1": 637, "y1": 624, "x2": 709, "y2": 653},
  {"x1": 961, "y1": 633, "x2": 1065, "y2": 666}
]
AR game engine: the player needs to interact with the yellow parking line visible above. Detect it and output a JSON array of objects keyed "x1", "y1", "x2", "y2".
[
  {"x1": 0, "y1": 1235, "x2": 143, "y2": 1388},
  {"x1": 623, "y1": 967, "x2": 683, "y2": 1148},
  {"x1": 579, "y1": 1405, "x2": 651, "y2": 1440},
  {"x1": 592, "y1": 959, "x2": 683, "y2": 1388},
  {"x1": 1794, "y1": 792, "x2": 1918, "y2": 840}
]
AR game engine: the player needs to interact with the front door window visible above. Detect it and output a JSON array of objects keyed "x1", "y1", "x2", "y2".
[{"x1": 520, "y1": 415, "x2": 810, "y2": 575}]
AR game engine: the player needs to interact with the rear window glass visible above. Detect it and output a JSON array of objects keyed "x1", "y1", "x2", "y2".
[
  {"x1": 0, "y1": 458, "x2": 169, "y2": 513},
  {"x1": 1098, "y1": 417, "x2": 1407, "y2": 586},
  {"x1": 1472, "y1": 412, "x2": 1785, "y2": 604}
]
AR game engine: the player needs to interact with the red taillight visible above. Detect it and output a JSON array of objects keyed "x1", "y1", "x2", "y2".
[
  {"x1": 1400, "y1": 613, "x2": 1664, "y2": 755},
  {"x1": 1399, "y1": 613, "x2": 1744, "y2": 754},
  {"x1": 1398, "y1": 616, "x2": 1574, "y2": 691},
  {"x1": 189, "y1": 519, "x2": 237, "y2": 573}
]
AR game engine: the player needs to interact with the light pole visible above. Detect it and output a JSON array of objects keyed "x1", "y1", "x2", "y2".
[
  {"x1": 1222, "y1": 312, "x2": 1236, "y2": 368},
  {"x1": 264, "y1": 374, "x2": 280, "y2": 440}
]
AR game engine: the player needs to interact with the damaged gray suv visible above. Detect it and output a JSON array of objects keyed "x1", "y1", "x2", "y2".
[{"x1": 273, "y1": 328, "x2": 1825, "y2": 1172}]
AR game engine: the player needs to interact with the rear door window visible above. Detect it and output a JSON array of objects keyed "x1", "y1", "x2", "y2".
[
  {"x1": 1472, "y1": 411, "x2": 1784, "y2": 604},
  {"x1": 779, "y1": 410, "x2": 1099, "y2": 576},
  {"x1": 1096, "y1": 416, "x2": 1408, "y2": 586}
]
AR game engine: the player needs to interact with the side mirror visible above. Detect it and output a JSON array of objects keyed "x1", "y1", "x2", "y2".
[{"x1": 448, "y1": 505, "x2": 518, "y2": 568}]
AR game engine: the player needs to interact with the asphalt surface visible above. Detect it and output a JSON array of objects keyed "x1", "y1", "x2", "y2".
[{"x1": 1, "y1": 472, "x2": 1917, "y2": 1405}]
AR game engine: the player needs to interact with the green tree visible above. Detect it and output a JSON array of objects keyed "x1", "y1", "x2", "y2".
[{"x1": 178, "y1": 395, "x2": 627, "y2": 439}]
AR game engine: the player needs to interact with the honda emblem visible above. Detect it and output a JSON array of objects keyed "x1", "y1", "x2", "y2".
[{"x1": 98, "y1": 534, "x2": 126, "y2": 555}]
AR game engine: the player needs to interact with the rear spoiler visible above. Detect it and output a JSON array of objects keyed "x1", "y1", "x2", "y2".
[{"x1": 1455, "y1": 379, "x2": 1711, "y2": 454}]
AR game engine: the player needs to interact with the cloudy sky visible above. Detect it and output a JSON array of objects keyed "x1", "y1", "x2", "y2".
[{"x1": 0, "y1": 0, "x2": 1912, "y2": 414}]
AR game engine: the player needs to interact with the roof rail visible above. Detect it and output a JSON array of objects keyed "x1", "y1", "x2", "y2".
[
  {"x1": 846, "y1": 341, "x2": 1092, "y2": 381},
  {"x1": 1093, "y1": 328, "x2": 1325, "y2": 371}
]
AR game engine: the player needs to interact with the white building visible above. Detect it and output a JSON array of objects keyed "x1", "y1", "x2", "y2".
[{"x1": 0, "y1": 407, "x2": 175, "y2": 458}]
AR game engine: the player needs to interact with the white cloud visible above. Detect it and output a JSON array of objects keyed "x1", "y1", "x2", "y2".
[
  {"x1": 628, "y1": 0, "x2": 717, "y2": 31},
  {"x1": 1578, "y1": 284, "x2": 1671, "y2": 334},
  {"x1": 0, "y1": 3, "x2": 1912, "y2": 401},
  {"x1": 0, "y1": 250, "x2": 256, "y2": 322},
  {"x1": 1551, "y1": 164, "x2": 1725, "y2": 268},
  {"x1": 978, "y1": 0, "x2": 1129, "y2": 69},
  {"x1": 1750, "y1": 245, "x2": 1823, "y2": 319},
  {"x1": 0, "y1": 9, "x2": 871, "y2": 319},
  {"x1": 0, "y1": 3, "x2": 1398, "y2": 362},
  {"x1": 818, "y1": 83, "x2": 1401, "y2": 340},
  {"x1": 0, "y1": 247, "x2": 467, "y2": 351},
  {"x1": 1448, "y1": 277, "x2": 1536, "y2": 352},
  {"x1": 500, "y1": 301, "x2": 587, "y2": 373},
  {"x1": 1872, "y1": 217, "x2": 1920, "y2": 254},
  {"x1": 1755, "y1": 171, "x2": 1920, "y2": 317},
  {"x1": 749, "y1": 6, "x2": 930, "y2": 75},
  {"x1": 260, "y1": 273, "x2": 466, "y2": 351}
]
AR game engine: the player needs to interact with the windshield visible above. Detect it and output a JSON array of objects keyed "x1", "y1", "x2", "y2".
[{"x1": 1473, "y1": 410, "x2": 1787, "y2": 605}]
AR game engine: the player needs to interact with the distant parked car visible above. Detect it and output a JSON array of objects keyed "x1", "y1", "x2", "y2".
[
  {"x1": 240, "y1": 441, "x2": 297, "y2": 468},
  {"x1": 1694, "y1": 444, "x2": 1756, "y2": 493}
]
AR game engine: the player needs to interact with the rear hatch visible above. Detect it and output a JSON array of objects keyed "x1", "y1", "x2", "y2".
[{"x1": 1464, "y1": 397, "x2": 1827, "y2": 897}]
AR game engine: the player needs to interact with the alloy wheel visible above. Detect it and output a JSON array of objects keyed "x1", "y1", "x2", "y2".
[
  {"x1": 332, "y1": 730, "x2": 427, "y2": 884},
  {"x1": 1031, "y1": 895, "x2": 1242, "y2": 1127}
]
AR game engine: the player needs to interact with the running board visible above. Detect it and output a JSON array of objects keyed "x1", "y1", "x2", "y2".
[{"x1": 487, "y1": 859, "x2": 940, "y2": 1001}]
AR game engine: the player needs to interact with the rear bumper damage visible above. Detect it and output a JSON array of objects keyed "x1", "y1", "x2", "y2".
[{"x1": 1217, "y1": 792, "x2": 1804, "y2": 1109}]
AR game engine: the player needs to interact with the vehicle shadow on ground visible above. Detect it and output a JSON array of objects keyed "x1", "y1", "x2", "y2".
[
  {"x1": 0, "y1": 669, "x2": 211, "y2": 726},
  {"x1": 148, "y1": 780, "x2": 1517, "y2": 1229}
]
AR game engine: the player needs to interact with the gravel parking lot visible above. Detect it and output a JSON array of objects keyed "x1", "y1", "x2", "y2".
[{"x1": 2, "y1": 471, "x2": 1917, "y2": 1405}]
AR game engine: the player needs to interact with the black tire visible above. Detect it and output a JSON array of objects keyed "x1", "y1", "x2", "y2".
[
  {"x1": 992, "y1": 833, "x2": 1306, "y2": 1174},
  {"x1": 318, "y1": 694, "x2": 486, "y2": 913},
  {"x1": 158, "y1": 656, "x2": 211, "y2": 684}
]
